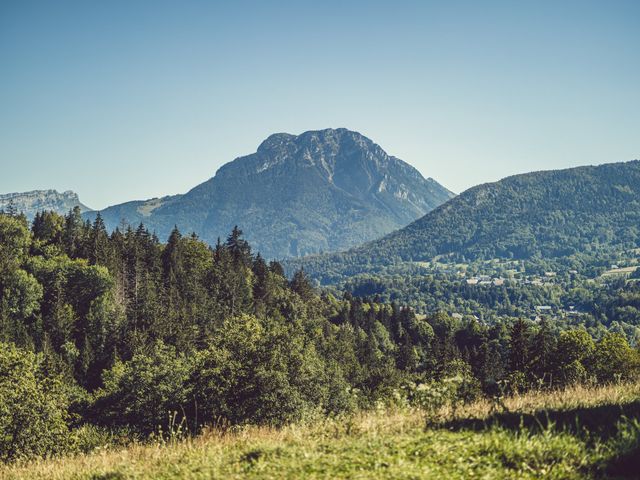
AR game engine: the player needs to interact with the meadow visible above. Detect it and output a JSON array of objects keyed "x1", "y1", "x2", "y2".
[{"x1": 2, "y1": 382, "x2": 638, "y2": 480}]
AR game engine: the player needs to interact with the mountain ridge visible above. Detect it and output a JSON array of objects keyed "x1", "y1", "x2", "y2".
[{"x1": 90, "y1": 128, "x2": 454, "y2": 258}]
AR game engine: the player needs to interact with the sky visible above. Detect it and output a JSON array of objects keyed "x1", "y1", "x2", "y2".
[{"x1": 1, "y1": 0, "x2": 639, "y2": 209}]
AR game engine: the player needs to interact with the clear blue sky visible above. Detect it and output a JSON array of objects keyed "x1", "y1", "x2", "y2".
[{"x1": 1, "y1": 0, "x2": 638, "y2": 209}]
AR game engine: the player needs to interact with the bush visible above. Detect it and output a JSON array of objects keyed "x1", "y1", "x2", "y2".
[
  {"x1": 90, "y1": 341, "x2": 193, "y2": 433},
  {"x1": 69, "y1": 424, "x2": 136, "y2": 454},
  {"x1": 505, "y1": 371, "x2": 528, "y2": 395},
  {"x1": 590, "y1": 333, "x2": 640, "y2": 383},
  {"x1": 409, "y1": 376, "x2": 465, "y2": 425},
  {"x1": 552, "y1": 329, "x2": 595, "y2": 387},
  {"x1": 560, "y1": 359, "x2": 588, "y2": 386},
  {"x1": 191, "y1": 314, "x2": 341, "y2": 427},
  {"x1": 0, "y1": 342, "x2": 71, "y2": 462},
  {"x1": 409, "y1": 360, "x2": 480, "y2": 424}
]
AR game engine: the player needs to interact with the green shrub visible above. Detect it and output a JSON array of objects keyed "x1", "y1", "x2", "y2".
[
  {"x1": 409, "y1": 376, "x2": 465, "y2": 425},
  {"x1": 0, "y1": 342, "x2": 71, "y2": 462},
  {"x1": 552, "y1": 329, "x2": 595, "y2": 387},
  {"x1": 590, "y1": 333, "x2": 640, "y2": 383},
  {"x1": 505, "y1": 371, "x2": 528, "y2": 395},
  {"x1": 90, "y1": 341, "x2": 193, "y2": 433},
  {"x1": 191, "y1": 314, "x2": 341, "y2": 427},
  {"x1": 559, "y1": 359, "x2": 588, "y2": 386},
  {"x1": 69, "y1": 424, "x2": 136, "y2": 454}
]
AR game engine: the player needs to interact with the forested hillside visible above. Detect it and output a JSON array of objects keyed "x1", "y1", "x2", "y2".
[
  {"x1": 295, "y1": 160, "x2": 640, "y2": 283},
  {"x1": 0, "y1": 208, "x2": 638, "y2": 463},
  {"x1": 89, "y1": 128, "x2": 453, "y2": 258}
]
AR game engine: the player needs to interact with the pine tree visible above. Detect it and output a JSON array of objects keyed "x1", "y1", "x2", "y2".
[
  {"x1": 508, "y1": 318, "x2": 530, "y2": 374},
  {"x1": 252, "y1": 254, "x2": 270, "y2": 308},
  {"x1": 269, "y1": 260, "x2": 285, "y2": 278},
  {"x1": 5, "y1": 200, "x2": 18, "y2": 217},
  {"x1": 162, "y1": 226, "x2": 183, "y2": 285},
  {"x1": 32, "y1": 211, "x2": 64, "y2": 247},
  {"x1": 225, "y1": 226, "x2": 251, "y2": 267},
  {"x1": 529, "y1": 318, "x2": 555, "y2": 384},
  {"x1": 290, "y1": 268, "x2": 314, "y2": 301},
  {"x1": 89, "y1": 213, "x2": 111, "y2": 266},
  {"x1": 63, "y1": 206, "x2": 87, "y2": 258}
]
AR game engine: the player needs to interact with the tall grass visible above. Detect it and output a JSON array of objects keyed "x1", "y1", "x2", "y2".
[
  {"x1": 1, "y1": 382, "x2": 638, "y2": 479},
  {"x1": 440, "y1": 381, "x2": 640, "y2": 422}
]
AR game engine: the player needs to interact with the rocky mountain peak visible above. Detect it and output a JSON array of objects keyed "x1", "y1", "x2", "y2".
[
  {"x1": 256, "y1": 132, "x2": 296, "y2": 153},
  {"x1": 0, "y1": 189, "x2": 90, "y2": 220},
  {"x1": 91, "y1": 128, "x2": 454, "y2": 258}
]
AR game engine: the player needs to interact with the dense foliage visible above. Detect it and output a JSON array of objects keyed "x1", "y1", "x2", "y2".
[
  {"x1": 327, "y1": 271, "x2": 640, "y2": 344},
  {"x1": 0, "y1": 343, "x2": 70, "y2": 462},
  {"x1": 0, "y1": 208, "x2": 638, "y2": 462}
]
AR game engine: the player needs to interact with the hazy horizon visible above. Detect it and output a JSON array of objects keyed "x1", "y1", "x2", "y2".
[{"x1": 2, "y1": 1, "x2": 639, "y2": 209}]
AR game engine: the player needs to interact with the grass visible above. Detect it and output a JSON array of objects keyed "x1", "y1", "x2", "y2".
[
  {"x1": 1, "y1": 383, "x2": 639, "y2": 479},
  {"x1": 601, "y1": 266, "x2": 639, "y2": 277}
]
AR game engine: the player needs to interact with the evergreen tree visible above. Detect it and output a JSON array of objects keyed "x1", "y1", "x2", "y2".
[
  {"x1": 225, "y1": 226, "x2": 251, "y2": 267},
  {"x1": 62, "y1": 206, "x2": 87, "y2": 258},
  {"x1": 252, "y1": 254, "x2": 270, "y2": 310},
  {"x1": 529, "y1": 318, "x2": 556, "y2": 384},
  {"x1": 89, "y1": 213, "x2": 111, "y2": 266},
  {"x1": 508, "y1": 318, "x2": 530, "y2": 374},
  {"x1": 290, "y1": 268, "x2": 314, "y2": 301},
  {"x1": 5, "y1": 200, "x2": 18, "y2": 217}
]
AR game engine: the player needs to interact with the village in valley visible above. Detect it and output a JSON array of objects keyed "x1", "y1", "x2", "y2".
[{"x1": 403, "y1": 252, "x2": 640, "y2": 324}]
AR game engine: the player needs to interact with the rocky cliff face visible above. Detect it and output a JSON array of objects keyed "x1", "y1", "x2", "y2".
[
  {"x1": 92, "y1": 128, "x2": 454, "y2": 258},
  {"x1": 0, "y1": 190, "x2": 90, "y2": 220}
]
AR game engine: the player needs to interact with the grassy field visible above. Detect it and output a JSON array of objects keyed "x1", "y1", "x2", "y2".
[
  {"x1": 601, "y1": 266, "x2": 639, "y2": 277},
  {"x1": 1, "y1": 383, "x2": 639, "y2": 479}
]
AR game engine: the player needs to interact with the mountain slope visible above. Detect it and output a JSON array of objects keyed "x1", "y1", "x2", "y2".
[
  {"x1": 295, "y1": 160, "x2": 640, "y2": 283},
  {"x1": 0, "y1": 190, "x2": 90, "y2": 220},
  {"x1": 92, "y1": 128, "x2": 454, "y2": 258}
]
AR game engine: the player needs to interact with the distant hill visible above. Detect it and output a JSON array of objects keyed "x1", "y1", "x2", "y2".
[
  {"x1": 89, "y1": 128, "x2": 454, "y2": 258},
  {"x1": 0, "y1": 190, "x2": 90, "y2": 220},
  {"x1": 294, "y1": 160, "x2": 640, "y2": 283}
]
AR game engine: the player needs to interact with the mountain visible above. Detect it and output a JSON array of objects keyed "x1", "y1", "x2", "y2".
[
  {"x1": 0, "y1": 189, "x2": 90, "y2": 220},
  {"x1": 294, "y1": 160, "x2": 640, "y2": 283},
  {"x1": 90, "y1": 128, "x2": 454, "y2": 258}
]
